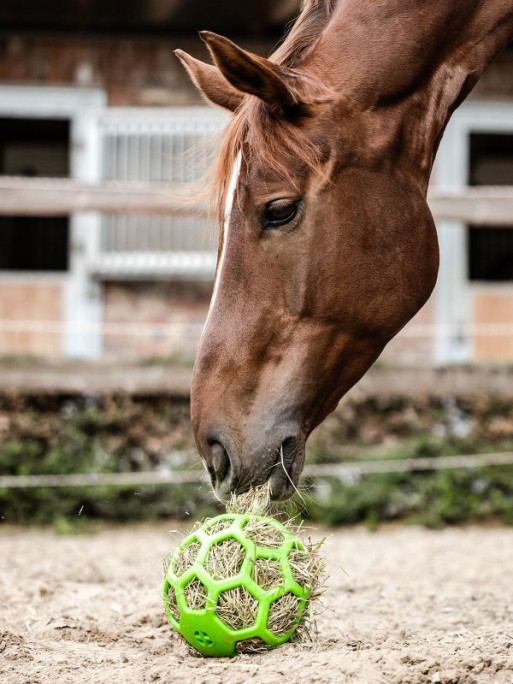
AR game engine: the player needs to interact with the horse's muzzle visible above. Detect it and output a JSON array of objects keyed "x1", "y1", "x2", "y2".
[{"x1": 202, "y1": 429, "x2": 305, "y2": 502}]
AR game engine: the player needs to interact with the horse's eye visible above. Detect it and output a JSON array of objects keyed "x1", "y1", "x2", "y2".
[{"x1": 262, "y1": 198, "x2": 300, "y2": 229}]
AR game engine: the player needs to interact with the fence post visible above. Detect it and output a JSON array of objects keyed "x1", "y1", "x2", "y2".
[{"x1": 64, "y1": 108, "x2": 105, "y2": 359}]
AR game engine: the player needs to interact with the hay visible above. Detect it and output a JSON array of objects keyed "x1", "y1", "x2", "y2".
[
  {"x1": 235, "y1": 637, "x2": 269, "y2": 654},
  {"x1": 204, "y1": 538, "x2": 245, "y2": 580},
  {"x1": 251, "y1": 558, "x2": 283, "y2": 592},
  {"x1": 184, "y1": 576, "x2": 209, "y2": 610},
  {"x1": 288, "y1": 540, "x2": 325, "y2": 590},
  {"x1": 216, "y1": 586, "x2": 259, "y2": 631},
  {"x1": 225, "y1": 485, "x2": 273, "y2": 516},
  {"x1": 171, "y1": 539, "x2": 201, "y2": 577},
  {"x1": 164, "y1": 576, "x2": 209, "y2": 620},
  {"x1": 243, "y1": 518, "x2": 284, "y2": 549},
  {"x1": 267, "y1": 593, "x2": 301, "y2": 636},
  {"x1": 206, "y1": 518, "x2": 233, "y2": 535},
  {"x1": 165, "y1": 584, "x2": 180, "y2": 622},
  {"x1": 287, "y1": 537, "x2": 327, "y2": 645}
]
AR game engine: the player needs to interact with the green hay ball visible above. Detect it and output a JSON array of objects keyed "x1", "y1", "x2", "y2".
[{"x1": 162, "y1": 513, "x2": 311, "y2": 657}]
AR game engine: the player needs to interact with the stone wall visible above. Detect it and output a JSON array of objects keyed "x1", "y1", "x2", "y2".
[
  {"x1": 102, "y1": 280, "x2": 211, "y2": 359},
  {"x1": 101, "y1": 281, "x2": 436, "y2": 365},
  {"x1": 0, "y1": 34, "x2": 275, "y2": 106},
  {"x1": 0, "y1": 280, "x2": 63, "y2": 357},
  {"x1": 380, "y1": 296, "x2": 435, "y2": 366}
]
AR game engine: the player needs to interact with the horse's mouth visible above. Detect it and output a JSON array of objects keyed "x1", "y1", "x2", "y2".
[{"x1": 207, "y1": 433, "x2": 305, "y2": 502}]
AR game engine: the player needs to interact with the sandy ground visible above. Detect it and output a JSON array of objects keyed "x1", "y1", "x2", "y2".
[{"x1": 1, "y1": 524, "x2": 512, "y2": 684}]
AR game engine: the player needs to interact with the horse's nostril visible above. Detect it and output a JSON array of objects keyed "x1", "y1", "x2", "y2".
[
  {"x1": 280, "y1": 437, "x2": 297, "y2": 462},
  {"x1": 210, "y1": 441, "x2": 231, "y2": 486},
  {"x1": 268, "y1": 436, "x2": 302, "y2": 500}
]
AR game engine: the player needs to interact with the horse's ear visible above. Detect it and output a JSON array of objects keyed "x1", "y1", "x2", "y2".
[
  {"x1": 199, "y1": 31, "x2": 330, "y2": 112},
  {"x1": 175, "y1": 49, "x2": 244, "y2": 112}
]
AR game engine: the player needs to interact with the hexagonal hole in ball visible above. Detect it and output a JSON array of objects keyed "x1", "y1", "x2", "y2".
[
  {"x1": 171, "y1": 539, "x2": 201, "y2": 577},
  {"x1": 251, "y1": 557, "x2": 284, "y2": 592},
  {"x1": 243, "y1": 519, "x2": 285, "y2": 549},
  {"x1": 216, "y1": 586, "x2": 259, "y2": 631},
  {"x1": 267, "y1": 592, "x2": 301, "y2": 637},
  {"x1": 205, "y1": 518, "x2": 234, "y2": 535},
  {"x1": 204, "y1": 538, "x2": 246, "y2": 581},
  {"x1": 184, "y1": 576, "x2": 210, "y2": 610}
]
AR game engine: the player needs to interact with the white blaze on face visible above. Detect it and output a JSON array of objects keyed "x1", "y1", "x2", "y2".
[{"x1": 204, "y1": 152, "x2": 242, "y2": 327}]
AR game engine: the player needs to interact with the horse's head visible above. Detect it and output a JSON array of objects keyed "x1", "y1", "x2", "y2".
[{"x1": 176, "y1": 28, "x2": 439, "y2": 500}]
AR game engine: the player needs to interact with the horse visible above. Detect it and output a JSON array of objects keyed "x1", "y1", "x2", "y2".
[{"x1": 175, "y1": 0, "x2": 513, "y2": 500}]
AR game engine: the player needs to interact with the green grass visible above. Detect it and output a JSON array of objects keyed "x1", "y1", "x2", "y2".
[
  {"x1": 298, "y1": 464, "x2": 513, "y2": 530},
  {"x1": 1, "y1": 392, "x2": 513, "y2": 529}
]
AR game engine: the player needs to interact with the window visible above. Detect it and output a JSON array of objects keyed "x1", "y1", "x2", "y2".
[
  {"x1": 468, "y1": 132, "x2": 513, "y2": 282},
  {"x1": 0, "y1": 117, "x2": 70, "y2": 272}
]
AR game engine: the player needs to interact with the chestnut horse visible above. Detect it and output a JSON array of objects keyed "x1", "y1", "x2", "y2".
[{"x1": 176, "y1": 0, "x2": 513, "y2": 500}]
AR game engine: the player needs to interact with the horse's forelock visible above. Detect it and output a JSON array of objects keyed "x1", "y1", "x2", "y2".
[{"x1": 211, "y1": 100, "x2": 326, "y2": 227}]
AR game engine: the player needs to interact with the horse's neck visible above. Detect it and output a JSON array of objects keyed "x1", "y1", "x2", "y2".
[
  {"x1": 315, "y1": 0, "x2": 513, "y2": 103},
  {"x1": 308, "y1": 0, "x2": 513, "y2": 176}
]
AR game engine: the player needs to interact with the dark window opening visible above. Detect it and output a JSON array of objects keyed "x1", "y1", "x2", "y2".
[
  {"x1": 0, "y1": 117, "x2": 70, "y2": 272},
  {"x1": 0, "y1": 217, "x2": 69, "y2": 271},
  {"x1": 468, "y1": 132, "x2": 513, "y2": 282}
]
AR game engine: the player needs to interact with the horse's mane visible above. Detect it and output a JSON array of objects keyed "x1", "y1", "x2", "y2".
[
  {"x1": 211, "y1": 0, "x2": 338, "y2": 223},
  {"x1": 271, "y1": 0, "x2": 338, "y2": 69}
]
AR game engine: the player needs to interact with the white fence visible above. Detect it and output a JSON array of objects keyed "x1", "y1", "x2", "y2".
[
  {"x1": 4, "y1": 175, "x2": 513, "y2": 221},
  {"x1": 2, "y1": 105, "x2": 513, "y2": 360},
  {"x1": 1, "y1": 103, "x2": 513, "y2": 283},
  {"x1": 0, "y1": 176, "x2": 513, "y2": 281}
]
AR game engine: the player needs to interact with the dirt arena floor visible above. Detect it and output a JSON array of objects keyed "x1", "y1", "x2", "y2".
[{"x1": 1, "y1": 524, "x2": 512, "y2": 684}]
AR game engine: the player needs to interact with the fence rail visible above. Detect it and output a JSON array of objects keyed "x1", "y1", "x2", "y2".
[
  {"x1": 0, "y1": 177, "x2": 206, "y2": 217},
  {"x1": 428, "y1": 186, "x2": 513, "y2": 225},
  {"x1": 1, "y1": 177, "x2": 513, "y2": 224},
  {"x1": 2, "y1": 451, "x2": 512, "y2": 489}
]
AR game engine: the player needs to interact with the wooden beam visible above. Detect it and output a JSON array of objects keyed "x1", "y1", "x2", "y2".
[
  {"x1": 1, "y1": 177, "x2": 513, "y2": 225},
  {"x1": 427, "y1": 187, "x2": 513, "y2": 226},
  {"x1": 0, "y1": 177, "x2": 206, "y2": 217}
]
